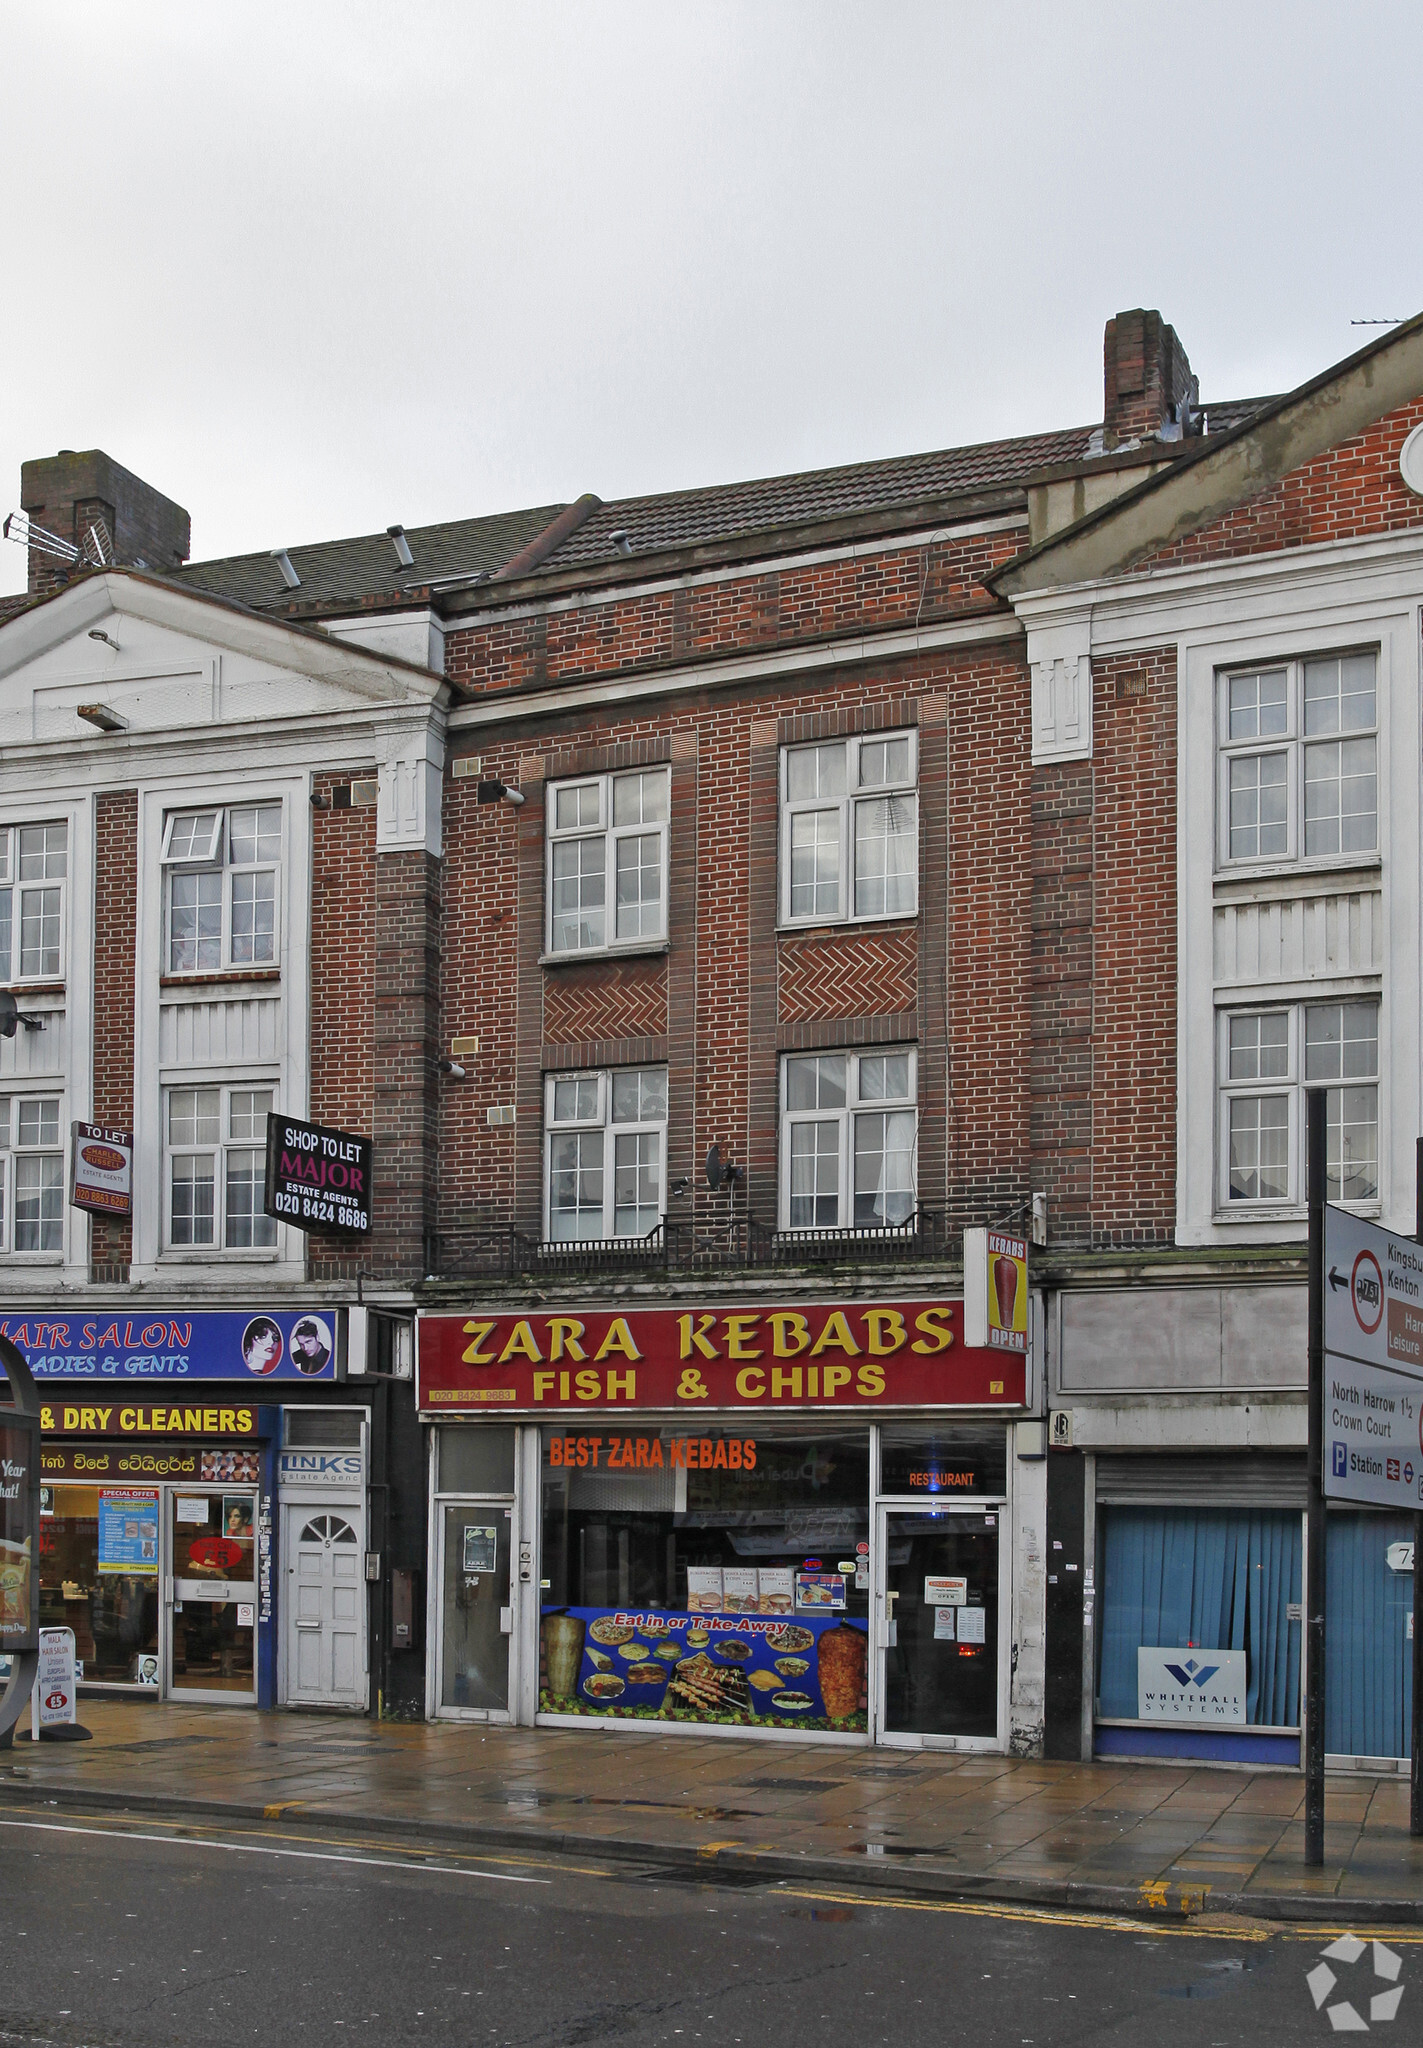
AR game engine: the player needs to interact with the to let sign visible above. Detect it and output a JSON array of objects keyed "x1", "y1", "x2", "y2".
[
  {"x1": 264, "y1": 1114, "x2": 372, "y2": 1235},
  {"x1": 418, "y1": 1300, "x2": 1027, "y2": 1414},
  {"x1": 69, "y1": 1123, "x2": 133, "y2": 1218}
]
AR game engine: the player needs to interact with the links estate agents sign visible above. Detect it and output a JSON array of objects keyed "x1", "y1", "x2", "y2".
[
  {"x1": 418, "y1": 1300, "x2": 1027, "y2": 1414},
  {"x1": 265, "y1": 1114, "x2": 372, "y2": 1235}
]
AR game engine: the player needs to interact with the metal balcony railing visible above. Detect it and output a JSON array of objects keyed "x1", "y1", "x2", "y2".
[{"x1": 426, "y1": 1209, "x2": 947, "y2": 1283}]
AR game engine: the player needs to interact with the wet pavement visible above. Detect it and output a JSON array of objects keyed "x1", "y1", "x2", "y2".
[{"x1": 2, "y1": 1698, "x2": 1421, "y2": 1917}]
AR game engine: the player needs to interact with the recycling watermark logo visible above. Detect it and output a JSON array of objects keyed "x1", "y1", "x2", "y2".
[{"x1": 1307, "y1": 1935, "x2": 1404, "y2": 2031}]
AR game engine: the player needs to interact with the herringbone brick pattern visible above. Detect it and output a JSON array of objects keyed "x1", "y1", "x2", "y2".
[
  {"x1": 542, "y1": 954, "x2": 668, "y2": 1047},
  {"x1": 777, "y1": 927, "x2": 917, "y2": 1022}
]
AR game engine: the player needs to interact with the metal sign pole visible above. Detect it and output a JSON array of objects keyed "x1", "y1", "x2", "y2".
[
  {"x1": 1304, "y1": 1087, "x2": 1327, "y2": 1866},
  {"x1": 1413, "y1": 1135, "x2": 1423, "y2": 1838}
]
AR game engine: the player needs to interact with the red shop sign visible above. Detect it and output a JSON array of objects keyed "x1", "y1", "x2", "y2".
[
  {"x1": 187, "y1": 1535, "x2": 243, "y2": 1572},
  {"x1": 418, "y1": 1300, "x2": 1026, "y2": 1415}
]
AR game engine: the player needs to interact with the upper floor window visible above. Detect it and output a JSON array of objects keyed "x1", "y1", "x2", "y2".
[
  {"x1": 0, "y1": 1094, "x2": 64, "y2": 1254},
  {"x1": 165, "y1": 1083, "x2": 277, "y2": 1251},
  {"x1": 0, "y1": 823, "x2": 68, "y2": 983},
  {"x1": 162, "y1": 805, "x2": 282, "y2": 975},
  {"x1": 1219, "y1": 999, "x2": 1378, "y2": 1210},
  {"x1": 543, "y1": 1066, "x2": 667, "y2": 1241},
  {"x1": 780, "y1": 1049, "x2": 917, "y2": 1232},
  {"x1": 780, "y1": 731, "x2": 918, "y2": 926},
  {"x1": 546, "y1": 769, "x2": 669, "y2": 955},
  {"x1": 1218, "y1": 654, "x2": 1377, "y2": 867}
]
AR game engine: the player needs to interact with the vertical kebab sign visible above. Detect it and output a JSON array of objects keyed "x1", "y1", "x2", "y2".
[
  {"x1": 962, "y1": 1226, "x2": 1030, "y2": 1354},
  {"x1": 265, "y1": 1113, "x2": 372, "y2": 1235}
]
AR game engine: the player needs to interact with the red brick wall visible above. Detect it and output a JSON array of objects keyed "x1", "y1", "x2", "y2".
[
  {"x1": 90, "y1": 790, "x2": 137, "y2": 1281},
  {"x1": 444, "y1": 528, "x2": 1024, "y2": 696},
  {"x1": 437, "y1": 638, "x2": 1038, "y2": 1248},
  {"x1": 306, "y1": 777, "x2": 377, "y2": 1280},
  {"x1": 1138, "y1": 396, "x2": 1423, "y2": 570},
  {"x1": 1090, "y1": 647, "x2": 1177, "y2": 1246}
]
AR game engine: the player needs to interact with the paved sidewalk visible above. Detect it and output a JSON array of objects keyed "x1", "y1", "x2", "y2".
[{"x1": 3, "y1": 1698, "x2": 1421, "y2": 1922}]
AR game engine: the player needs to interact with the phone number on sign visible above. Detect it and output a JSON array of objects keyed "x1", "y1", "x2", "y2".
[{"x1": 270, "y1": 1190, "x2": 368, "y2": 1230}]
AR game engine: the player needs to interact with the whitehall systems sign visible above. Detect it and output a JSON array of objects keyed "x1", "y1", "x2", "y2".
[{"x1": 1323, "y1": 1204, "x2": 1423, "y2": 1509}]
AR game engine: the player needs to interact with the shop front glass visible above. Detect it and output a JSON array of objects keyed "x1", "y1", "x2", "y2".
[
  {"x1": 40, "y1": 1486, "x2": 160, "y2": 1686},
  {"x1": 1095, "y1": 1505, "x2": 1302, "y2": 1761},
  {"x1": 169, "y1": 1489, "x2": 258, "y2": 1695},
  {"x1": 539, "y1": 1424, "x2": 870, "y2": 1732}
]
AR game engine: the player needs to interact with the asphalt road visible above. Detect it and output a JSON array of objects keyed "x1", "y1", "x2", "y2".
[{"x1": 0, "y1": 1806, "x2": 1411, "y2": 2047}]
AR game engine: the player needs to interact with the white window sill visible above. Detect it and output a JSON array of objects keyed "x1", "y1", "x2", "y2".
[
  {"x1": 1213, "y1": 854, "x2": 1382, "y2": 892},
  {"x1": 539, "y1": 940, "x2": 670, "y2": 969},
  {"x1": 777, "y1": 911, "x2": 919, "y2": 938},
  {"x1": 157, "y1": 1249, "x2": 285, "y2": 1264},
  {"x1": 0, "y1": 1255, "x2": 65, "y2": 1269},
  {"x1": 1210, "y1": 1201, "x2": 1382, "y2": 1225}
]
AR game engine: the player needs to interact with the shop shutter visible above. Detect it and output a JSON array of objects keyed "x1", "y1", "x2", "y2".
[{"x1": 1094, "y1": 1454, "x2": 1306, "y2": 1509}]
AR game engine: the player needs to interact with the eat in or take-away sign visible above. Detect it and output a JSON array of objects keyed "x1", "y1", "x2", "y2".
[{"x1": 264, "y1": 1114, "x2": 372, "y2": 1235}]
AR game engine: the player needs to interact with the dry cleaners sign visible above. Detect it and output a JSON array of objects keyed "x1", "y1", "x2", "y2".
[
  {"x1": 1137, "y1": 1647, "x2": 1247, "y2": 1725},
  {"x1": 265, "y1": 1114, "x2": 372, "y2": 1235}
]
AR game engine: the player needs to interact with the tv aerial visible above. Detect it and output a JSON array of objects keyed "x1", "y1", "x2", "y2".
[
  {"x1": 3, "y1": 510, "x2": 115, "y2": 569},
  {"x1": 705, "y1": 1142, "x2": 743, "y2": 1192}
]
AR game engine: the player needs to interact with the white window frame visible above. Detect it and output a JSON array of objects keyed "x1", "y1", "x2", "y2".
[
  {"x1": 778, "y1": 1048, "x2": 919, "y2": 1233},
  {"x1": 1217, "y1": 999, "x2": 1380, "y2": 1213},
  {"x1": 1216, "y1": 651, "x2": 1379, "y2": 872},
  {"x1": 0, "y1": 821, "x2": 69, "y2": 985},
  {"x1": 162, "y1": 1079, "x2": 279, "y2": 1254},
  {"x1": 779, "y1": 730, "x2": 919, "y2": 929},
  {"x1": 544, "y1": 768, "x2": 670, "y2": 957},
  {"x1": 542, "y1": 1066, "x2": 668, "y2": 1243},
  {"x1": 161, "y1": 802, "x2": 284, "y2": 975},
  {"x1": 0, "y1": 1092, "x2": 65, "y2": 1257}
]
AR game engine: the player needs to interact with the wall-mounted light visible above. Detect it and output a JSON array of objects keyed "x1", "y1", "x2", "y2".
[{"x1": 87, "y1": 628, "x2": 120, "y2": 653}]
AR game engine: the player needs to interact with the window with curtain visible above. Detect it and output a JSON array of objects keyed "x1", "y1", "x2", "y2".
[{"x1": 1096, "y1": 1507, "x2": 1301, "y2": 1728}]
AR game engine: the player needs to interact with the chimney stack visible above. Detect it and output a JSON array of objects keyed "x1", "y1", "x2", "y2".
[
  {"x1": 1102, "y1": 310, "x2": 1198, "y2": 450},
  {"x1": 19, "y1": 449, "x2": 190, "y2": 598}
]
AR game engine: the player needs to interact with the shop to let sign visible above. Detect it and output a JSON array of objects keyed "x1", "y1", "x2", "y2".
[
  {"x1": 265, "y1": 1113, "x2": 372, "y2": 1235},
  {"x1": 69, "y1": 1123, "x2": 133, "y2": 1218},
  {"x1": 419, "y1": 1300, "x2": 1026, "y2": 1413}
]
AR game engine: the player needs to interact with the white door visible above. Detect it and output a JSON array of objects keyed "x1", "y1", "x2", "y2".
[{"x1": 284, "y1": 1504, "x2": 366, "y2": 1707}]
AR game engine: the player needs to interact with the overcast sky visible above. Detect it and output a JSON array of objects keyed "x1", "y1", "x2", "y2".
[{"x1": 5, "y1": 2, "x2": 1422, "y2": 593}]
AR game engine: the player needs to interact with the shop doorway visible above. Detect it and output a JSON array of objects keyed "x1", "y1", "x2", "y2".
[
  {"x1": 166, "y1": 1488, "x2": 258, "y2": 1702},
  {"x1": 435, "y1": 1501, "x2": 516, "y2": 1720},
  {"x1": 875, "y1": 1504, "x2": 1002, "y2": 1748},
  {"x1": 283, "y1": 1505, "x2": 365, "y2": 1709}
]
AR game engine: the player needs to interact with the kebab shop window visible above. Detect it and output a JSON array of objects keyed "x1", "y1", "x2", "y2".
[{"x1": 539, "y1": 1424, "x2": 871, "y2": 1733}]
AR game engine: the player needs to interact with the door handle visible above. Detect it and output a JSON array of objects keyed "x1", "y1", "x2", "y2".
[
  {"x1": 499, "y1": 1606, "x2": 512, "y2": 1634},
  {"x1": 884, "y1": 1590, "x2": 899, "y2": 1607},
  {"x1": 294, "y1": 1619, "x2": 321, "y2": 1630}
]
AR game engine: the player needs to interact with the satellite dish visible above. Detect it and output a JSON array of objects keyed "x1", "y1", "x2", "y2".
[
  {"x1": 705, "y1": 1143, "x2": 724, "y2": 1189},
  {"x1": 705, "y1": 1143, "x2": 742, "y2": 1190},
  {"x1": 0, "y1": 991, "x2": 17, "y2": 1040}
]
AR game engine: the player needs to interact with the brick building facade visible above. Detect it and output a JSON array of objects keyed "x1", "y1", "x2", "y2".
[{"x1": 6, "y1": 305, "x2": 1423, "y2": 1762}]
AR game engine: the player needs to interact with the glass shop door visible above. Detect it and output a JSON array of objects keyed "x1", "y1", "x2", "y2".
[
  {"x1": 437, "y1": 1501, "x2": 515, "y2": 1720},
  {"x1": 166, "y1": 1488, "x2": 259, "y2": 1702},
  {"x1": 875, "y1": 1505, "x2": 1002, "y2": 1748}
]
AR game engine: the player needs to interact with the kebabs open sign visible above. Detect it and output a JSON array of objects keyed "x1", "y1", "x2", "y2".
[
  {"x1": 419, "y1": 1299, "x2": 1027, "y2": 1413},
  {"x1": 264, "y1": 1113, "x2": 372, "y2": 1235}
]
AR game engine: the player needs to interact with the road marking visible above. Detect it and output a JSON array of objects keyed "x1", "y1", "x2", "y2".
[{"x1": 0, "y1": 1816, "x2": 548, "y2": 1884}]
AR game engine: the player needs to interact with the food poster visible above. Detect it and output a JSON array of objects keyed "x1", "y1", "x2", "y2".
[
  {"x1": 96, "y1": 1491, "x2": 159, "y2": 1575},
  {"x1": 539, "y1": 1606, "x2": 869, "y2": 1730},
  {"x1": 721, "y1": 1567, "x2": 759, "y2": 1614}
]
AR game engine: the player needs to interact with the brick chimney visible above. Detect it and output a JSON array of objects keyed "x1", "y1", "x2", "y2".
[
  {"x1": 19, "y1": 449, "x2": 190, "y2": 598},
  {"x1": 1102, "y1": 310, "x2": 1198, "y2": 450}
]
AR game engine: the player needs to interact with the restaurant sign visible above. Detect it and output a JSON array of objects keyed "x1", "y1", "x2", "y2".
[{"x1": 419, "y1": 1300, "x2": 1026, "y2": 1414}]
